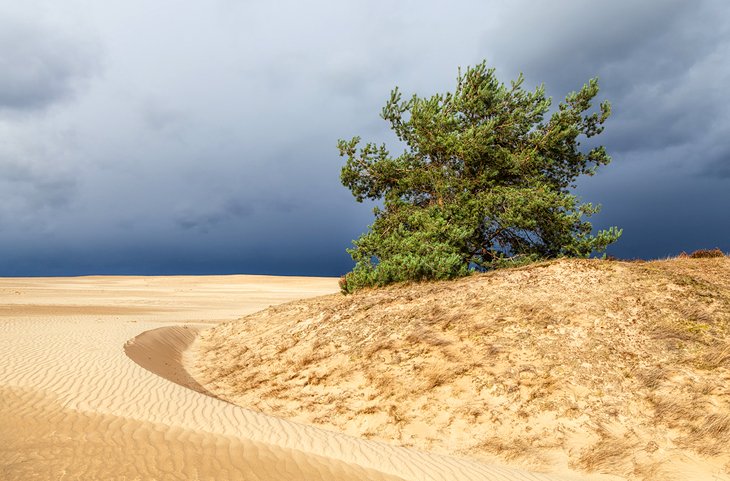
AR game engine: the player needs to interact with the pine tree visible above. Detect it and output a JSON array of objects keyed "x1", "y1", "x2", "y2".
[{"x1": 338, "y1": 61, "x2": 621, "y2": 293}]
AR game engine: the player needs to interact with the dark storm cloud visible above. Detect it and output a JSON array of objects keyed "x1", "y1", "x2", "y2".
[
  {"x1": 479, "y1": 0, "x2": 730, "y2": 259},
  {"x1": 0, "y1": 0, "x2": 728, "y2": 277},
  {"x1": 175, "y1": 199, "x2": 254, "y2": 232},
  {"x1": 487, "y1": 1, "x2": 730, "y2": 164},
  {"x1": 575, "y1": 159, "x2": 730, "y2": 259},
  {"x1": 0, "y1": 18, "x2": 99, "y2": 111},
  {"x1": 0, "y1": 158, "x2": 77, "y2": 213},
  {"x1": 489, "y1": 0, "x2": 699, "y2": 89},
  {"x1": 702, "y1": 144, "x2": 730, "y2": 179}
]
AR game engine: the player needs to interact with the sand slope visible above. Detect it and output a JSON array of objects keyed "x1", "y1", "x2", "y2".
[
  {"x1": 193, "y1": 258, "x2": 730, "y2": 481},
  {"x1": 0, "y1": 275, "x2": 576, "y2": 481}
]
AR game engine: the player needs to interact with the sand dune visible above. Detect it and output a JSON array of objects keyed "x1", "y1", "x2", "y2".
[
  {"x1": 191, "y1": 258, "x2": 730, "y2": 481},
  {"x1": 125, "y1": 325, "x2": 212, "y2": 394},
  {"x1": 0, "y1": 275, "x2": 578, "y2": 481}
]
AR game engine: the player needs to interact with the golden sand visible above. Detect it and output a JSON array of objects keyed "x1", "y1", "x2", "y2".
[
  {"x1": 0, "y1": 274, "x2": 572, "y2": 481},
  {"x1": 194, "y1": 258, "x2": 730, "y2": 481}
]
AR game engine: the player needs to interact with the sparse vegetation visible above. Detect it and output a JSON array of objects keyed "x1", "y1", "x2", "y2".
[
  {"x1": 196, "y1": 255, "x2": 730, "y2": 480},
  {"x1": 679, "y1": 248, "x2": 727, "y2": 258}
]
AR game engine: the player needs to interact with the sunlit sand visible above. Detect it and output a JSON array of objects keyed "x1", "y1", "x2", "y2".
[{"x1": 0, "y1": 275, "x2": 573, "y2": 481}]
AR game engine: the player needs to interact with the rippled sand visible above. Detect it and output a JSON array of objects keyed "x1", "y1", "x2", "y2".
[{"x1": 0, "y1": 275, "x2": 574, "y2": 481}]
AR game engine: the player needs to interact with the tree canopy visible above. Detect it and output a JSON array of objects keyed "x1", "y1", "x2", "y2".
[{"x1": 338, "y1": 61, "x2": 621, "y2": 293}]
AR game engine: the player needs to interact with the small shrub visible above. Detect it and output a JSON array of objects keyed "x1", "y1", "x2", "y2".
[{"x1": 688, "y1": 248, "x2": 725, "y2": 259}]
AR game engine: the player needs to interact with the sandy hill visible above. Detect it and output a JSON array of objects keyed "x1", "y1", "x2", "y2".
[{"x1": 192, "y1": 256, "x2": 730, "y2": 481}]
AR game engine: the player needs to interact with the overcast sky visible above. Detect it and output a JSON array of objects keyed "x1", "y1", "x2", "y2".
[{"x1": 1, "y1": 0, "x2": 728, "y2": 276}]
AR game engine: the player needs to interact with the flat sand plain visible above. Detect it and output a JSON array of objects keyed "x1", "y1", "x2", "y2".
[{"x1": 0, "y1": 275, "x2": 576, "y2": 481}]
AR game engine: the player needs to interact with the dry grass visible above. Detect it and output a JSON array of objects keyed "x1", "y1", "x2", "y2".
[
  {"x1": 575, "y1": 425, "x2": 640, "y2": 476},
  {"x1": 195, "y1": 255, "x2": 730, "y2": 481},
  {"x1": 679, "y1": 248, "x2": 727, "y2": 259}
]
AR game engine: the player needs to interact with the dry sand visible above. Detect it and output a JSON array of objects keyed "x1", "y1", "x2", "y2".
[
  {"x1": 0, "y1": 274, "x2": 576, "y2": 481},
  {"x1": 193, "y1": 258, "x2": 730, "y2": 481}
]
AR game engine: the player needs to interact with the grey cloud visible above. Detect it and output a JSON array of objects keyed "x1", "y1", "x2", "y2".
[
  {"x1": 484, "y1": 0, "x2": 730, "y2": 176},
  {"x1": 0, "y1": 18, "x2": 100, "y2": 111},
  {"x1": 0, "y1": 159, "x2": 77, "y2": 221},
  {"x1": 706, "y1": 160, "x2": 730, "y2": 179},
  {"x1": 0, "y1": 0, "x2": 728, "y2": 276},
  {"x1": 265, "y1": 197, "x2": 300, "y2": 214},
  {"x1": 29, "y1": 178, "x2": 77, "y2": 208},
  {"x1": 488, "y1": 0, "x2": 699, "y2": 90},
  {"x1": 142, "y1": 102, "x2": 187, "y2": 133},
  {"x1": 701, "y1": 143, "x2": 730, "y2": 178},
  {"x1": 175, "y1": 198, "x2": 254, "y2": 232},
  {"x1": 174, "y1": 192, "x2": 308, "y2": 233}
]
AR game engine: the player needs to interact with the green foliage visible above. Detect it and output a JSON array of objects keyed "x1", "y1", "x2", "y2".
[{"x1": 338, "y1": 61, "x2": 622, "y2": 293}]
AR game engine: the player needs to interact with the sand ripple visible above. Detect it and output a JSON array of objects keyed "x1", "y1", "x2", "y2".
[{"x1": 0, "y1": 276, "x2": 577, "y2": 481}]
